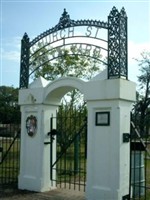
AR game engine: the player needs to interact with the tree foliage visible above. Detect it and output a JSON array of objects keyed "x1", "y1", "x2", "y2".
[
  {"x1": 0, "y1": 86, "x2": 20, "y2": 124},
  {"x1": 30, "y1": 44, "x2": 104, "y2": 106},
  {"x1": 132, "y1": 51, "x2": 150, "y2": 135},
  {"x1": 31, "y1": 44, "x2": 103, "y2": 81}
]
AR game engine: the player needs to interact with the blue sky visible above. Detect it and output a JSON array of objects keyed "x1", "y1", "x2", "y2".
[{"x1": 0, "y1": 0, "x2": 150, "y2": 88}]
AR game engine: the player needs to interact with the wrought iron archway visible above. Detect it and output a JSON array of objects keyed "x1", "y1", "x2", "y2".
[{"x1": 19, "y1": 6, "x2": 127, "y2": 88}]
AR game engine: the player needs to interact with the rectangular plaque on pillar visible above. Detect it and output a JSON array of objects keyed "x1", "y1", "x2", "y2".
[{"x1": 95, "y1": 112, "x2": 110, "y2": 126}]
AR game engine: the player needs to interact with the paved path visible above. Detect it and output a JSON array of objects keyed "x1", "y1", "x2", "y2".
[{"x1": 1, "y1": 188, "x2": 86, "y2": 200}]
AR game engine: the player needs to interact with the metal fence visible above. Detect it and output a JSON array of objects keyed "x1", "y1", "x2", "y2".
[
  {"x1": 130, "y1": 117, "x2": 150, "y2": 199},
  {"x1": 0, "y1": 124, "x2": 20, "y2": 189},
  {"x1": 1, "y1": 111, "x2": 150, "y2": 200}
]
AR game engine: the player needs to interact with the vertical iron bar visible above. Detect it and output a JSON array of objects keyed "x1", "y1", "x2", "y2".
[
  {"x1": 59, "y1": 113, "x2": 62, "y2": 188},
  {"x1": 63, "y1": 107, "x2": 66, "y2": 188},
  {"x1": 12, "y1": 125, "x2": 14, "y2": 183},
  {"x1": 133, "y1": 137, "x2": 136, "y2": 199},
  {"x1": 59, "y1": 108, "x2": 63, "y2": 188},
  {"x1": 64, "y1": 106, "x2": 67, "y2": 188},
  {"x1": 144, "y1": 131, "x2": 147, "y2": 199},
  {"x1": 7, "y1": 127, "x2": 10, "y2": 183},
  {"x1": 4, "y1": 136, "x2": 6, "y2": 184},
  {"x1": 8, "y1": 134, "x2": 10, "y2": 184},
  {"x1": 2, "y1": 138, "x2": 3, "y2": 183},
  {"x1": 50, "y1": 116, "x2": 53, "y2": 181},
  {"x1": 129, "y1": 116, "x2": 132, "y2": 199},
  {"x1": 138, "y1": 150, "x2": 141, "y2": 199},
  {"x1": 74, "y1": 107, "x2": 77, "y2": 190},
  {"x1": 74, "y1": 121, "x2": 79, "y2": 175},
  {"x1": 144, "y1": 150, "x2": 146, "y2": 200},
  {"x1": 79, "y1": 108, "x2": 81, "y2": 191},
  {"x1": 12, "y1": 126, "x2": 15, "y2": 184},
  {"x1": 69, "y1": 108, "x2": 71, "y2": 189},
  {"x1": 0, "y1": 137, "x2": 4, "y2": 185},
  {"x1": 73, "y1": 108, "x2": 75, "y2": 190},
  {"x1": 84, "y1": 117, "x2": 87, "y2": 192}
]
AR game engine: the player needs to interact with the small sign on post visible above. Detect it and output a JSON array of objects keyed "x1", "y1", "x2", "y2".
[{"x1": 95, "y1": 112, "x2": 110, "y2": 126}]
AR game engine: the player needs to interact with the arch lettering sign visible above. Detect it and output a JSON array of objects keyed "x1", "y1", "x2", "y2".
[{"x1": 19, "y1": 7, "x2": 128, "y2": 88}]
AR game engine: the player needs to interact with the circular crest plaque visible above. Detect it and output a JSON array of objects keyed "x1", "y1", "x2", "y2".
[{"x1": 26, "y1": 115, "x2": 37, "y2": 137}]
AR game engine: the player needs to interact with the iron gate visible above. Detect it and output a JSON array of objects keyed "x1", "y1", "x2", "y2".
[
  {"x1": 0, "y1": 124, "x2": 20, "y2": 189},
  {"x1": 49, "y1": 106, "x2": 87, "y2": 191},
  {"x1": 130, "y1": 115, "x2": 150, "y2": 200}
]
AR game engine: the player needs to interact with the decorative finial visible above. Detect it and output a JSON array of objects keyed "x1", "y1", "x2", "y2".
[
  {"x1": 22, "y1": 32, "x2": 29, "y2": 42},
  {"x1": 58, "y1": 8, "x2": 71, "y2": 28},
  {"x1": 109, "y1": 6, "x2": 119, "y2": 17},
  {"x1": 62, "y1": 8, "x2": 67, "y2": 17},
  {"x1": 120, "y1": 7, "x2": 127, "y2": 18}
]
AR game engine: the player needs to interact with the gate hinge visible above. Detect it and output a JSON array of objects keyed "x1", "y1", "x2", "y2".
[
  {"x1": 123, "y1": 133, "x2": 130, "y2": 143},
  {"x1": 44, "y1": 142, "x2": 51, "y2": 145}
]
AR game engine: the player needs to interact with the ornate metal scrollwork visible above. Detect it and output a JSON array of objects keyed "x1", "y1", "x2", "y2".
[
  {"x1": 19, "y1": 7, "x2": 128, "y2": 89},
  {"x1": 108, "y1": 7, "x2": 128, "y2": 79},
  {"x1": 19, "y1": 33, "x2": 30, "y2": 88},
  {"x1": 30, "y1": 9, "x2": 108, "y2": 46},
  {"x1": 57, "y1": 9, "x2": 72, "y2": 29}
]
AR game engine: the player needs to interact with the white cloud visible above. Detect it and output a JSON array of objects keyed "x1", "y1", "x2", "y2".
[
  {"x1": 128, "y1": 41, "x2": 150, "y2": 83},
  {"x1": 4, "y1": 37, "x2": 21, "y2": 50},
  {"x1": 128, "y1": 41, "x2": 150, "y2": 63},
  {"x1": 1, "y1": 36, "x2": 21, "y2": 63},
  {"x1": 1, "y1": 49, "x2": 20, "y2": 63}
]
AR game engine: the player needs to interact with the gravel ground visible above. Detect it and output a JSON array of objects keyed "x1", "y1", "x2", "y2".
[{"x1": 0, "y1": 187, "x2": 86, "y2": 200}]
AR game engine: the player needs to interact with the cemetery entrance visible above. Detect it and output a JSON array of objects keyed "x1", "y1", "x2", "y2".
[
  {"x1": 18, "y1": 6, "x2": 137, "y2": 200},
  {"x1": 49, "y1": 105, "x2": 87, "y2": 191}
]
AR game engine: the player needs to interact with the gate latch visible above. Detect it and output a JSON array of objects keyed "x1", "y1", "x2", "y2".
[
  {"x1": 47, "y1": 129, "x2": 57, "y2": 140},
  {"x1": 123, "y1": 133, "x2": 130, "y2": 143}
]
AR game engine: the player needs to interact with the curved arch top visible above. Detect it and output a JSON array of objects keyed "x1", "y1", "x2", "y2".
[
  {"x1": 30, "y1": 9, "x2": 108, "y2": 47},
  {"x1": 19, "y1": 7, "x2": 128, "y2": 89},
  {"x1": 44, "y1": 77, "x2": 85, "y2": 104}
]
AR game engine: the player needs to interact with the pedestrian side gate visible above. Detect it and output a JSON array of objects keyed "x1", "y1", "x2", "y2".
[{"x1": 49, "y1": 106, "x2": 87, "y2": 191}]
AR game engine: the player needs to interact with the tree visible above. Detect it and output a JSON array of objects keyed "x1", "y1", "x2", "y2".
[
  {"x1": 132, "y1": 51, "x2": 150, "y2": 136},
  {"x1": 0, "y1": 86, "x2": 21, "y2": 124},
  {"x1": 31, "y1": 44, "x2": 103, "y2": 81},
  {"x1": 30, "y1": 44, "x2": 104, "y2": 106}
]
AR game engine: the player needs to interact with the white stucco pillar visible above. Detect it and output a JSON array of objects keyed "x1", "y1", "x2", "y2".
[
  {"x1": 18, "y1": 76, "x2": 86, "y2": 192},
  {"x1": 18, "y1": 82, "x2": 58, "y2": 192},
  {"x1": 85, "y1": 79, "x2": 136, "y2": 200}
]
